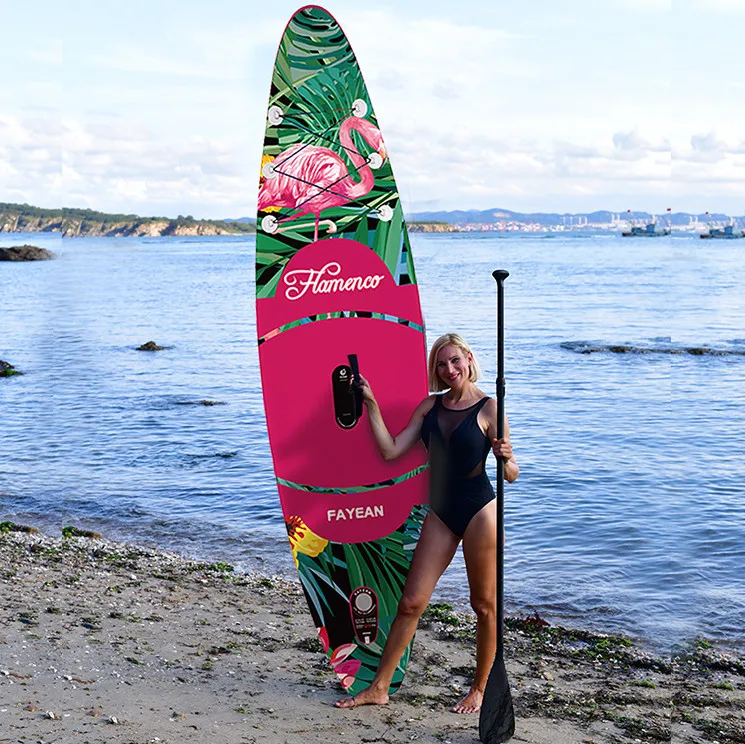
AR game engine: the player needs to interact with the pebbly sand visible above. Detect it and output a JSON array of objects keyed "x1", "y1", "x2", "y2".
[{"x1": 1, "y1": 525, "x2": 743, "y2": 744}]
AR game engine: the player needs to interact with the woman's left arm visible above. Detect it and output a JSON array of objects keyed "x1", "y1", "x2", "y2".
[{"x1": 483, "y1": 399, "x2": 519, "y2": 483}]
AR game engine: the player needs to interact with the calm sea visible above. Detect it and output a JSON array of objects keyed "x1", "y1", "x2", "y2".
[{"x1": 1, "y1": 231, "x2": 743, "y2": 654}]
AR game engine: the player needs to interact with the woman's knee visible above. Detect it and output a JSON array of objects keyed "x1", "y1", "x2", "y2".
[
  {"x1": 398, "y1": 591, "x2": 429, "y2": 619},
  {"x1": 470, "y1": 595, "x2": 496, "y2": 621}
]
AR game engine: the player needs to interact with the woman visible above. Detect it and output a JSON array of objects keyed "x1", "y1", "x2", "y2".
[{"x1": 335, "y1": 333, "x2": 518, "y2": 713}]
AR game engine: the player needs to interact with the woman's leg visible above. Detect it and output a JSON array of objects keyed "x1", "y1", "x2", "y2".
[
  {"x1": 335, "y1": 510, "x2": 460, "y2": 707},
  {"x1": 455, "y1": 499, "x2": 498, "y2": 713}
]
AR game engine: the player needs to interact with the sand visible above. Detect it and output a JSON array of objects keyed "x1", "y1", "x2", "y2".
[{"x1": 1, "y1": 527, "x2": 743, "y2": 744}]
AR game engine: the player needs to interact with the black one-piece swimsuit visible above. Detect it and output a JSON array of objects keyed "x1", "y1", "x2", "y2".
[{"x1": 420, "y1": 395, "x2": 495, "y2": 537}]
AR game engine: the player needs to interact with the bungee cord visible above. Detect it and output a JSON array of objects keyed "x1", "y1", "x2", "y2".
[{"x1": 262, "y1": 97, "x2": 391, "y2": 230}]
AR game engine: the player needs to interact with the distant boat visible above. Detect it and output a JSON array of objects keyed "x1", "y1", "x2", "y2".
[
  {"x1": 622, "y1": 220, "x2": 670, "y2": 237},
  {"x1": 700, "y1": 220, "x2": 744, "y2": 239}
]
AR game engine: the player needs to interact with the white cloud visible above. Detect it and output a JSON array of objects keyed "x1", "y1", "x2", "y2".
[
  {"x1": 431, "y1": 79, "x2": 463, "y2": 100},
  {"x1": 0, "y1": 114, "x2": 62, "y2": 206},
  {"x1": 0, "y1": 36, "x2": 62, "y2": 68},
  {"x1": 81, "y1": 20, "x2": 270, "y2": 83},
  {"x1": 613, "y1": 129, "x2": 669, "y2": 153},
  {"x1": 688, "y1": 0, "x2": 745, "y2": 9},
  {"x1": 87, "y1": 45, "x2": 223, "y2": 80},
  {"x1": 384, "y1": 117, "x2": 674, "y2": 213},
  {"x1": 343, "y1": 10, "x2": 538, "y2": 126},
  {"x1": 0, "y1": 109, "x2": 254, "y2": 216},
  {"x1": 84, "y1": 116, "x2": 151, "y2": 144},
  {"x1": 674, "y1": 131, "x2": 745, "y2": 162},
  {"x1": 614, "y1": 0, "x2": 670, "y2": 8},
  {"x1": 669, "y1": 130, "x2": 745, "y2": 211}
]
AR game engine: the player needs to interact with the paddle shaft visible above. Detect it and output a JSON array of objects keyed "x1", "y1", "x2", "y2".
[
  {"x1": 478, "y1": 270, "x2": 514, "y2": 743},
  {"x1": 493, "y1": 269, "x2": 508, "y2": 659}
]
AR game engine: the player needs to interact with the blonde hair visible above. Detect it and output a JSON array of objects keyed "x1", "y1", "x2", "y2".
[{"x1": 427, "y1": 333, "x2": 482, "y2": 392}]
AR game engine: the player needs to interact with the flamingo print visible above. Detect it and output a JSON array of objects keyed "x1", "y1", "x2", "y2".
[{"x1": 258, "y1": 110, "x2": 387, "y2": 242}]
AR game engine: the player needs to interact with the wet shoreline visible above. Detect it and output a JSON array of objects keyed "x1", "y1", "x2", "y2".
[{"x1": 1, "y1": 526, "x2": 743, "y2": 743}]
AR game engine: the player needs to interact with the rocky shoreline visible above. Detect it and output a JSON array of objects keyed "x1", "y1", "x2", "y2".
[
  {"x1": 0, "y1": 218, "x2": 253, "y2": 239},
  {"x1": 61, "y1": 218, "x2": 252, "y2": 238},
  {"x1": 0, "y1": 217, "x2": 457, "y2": 237},
  {"x1": 0, "y1": 204, "x2": 461, "y2": 238},
  {"x1": 0, "y1": 205, "x2": 255, "y2": 238},
  {"x1": 1, "y1": 526, "x2": 742, "y2": 743}
]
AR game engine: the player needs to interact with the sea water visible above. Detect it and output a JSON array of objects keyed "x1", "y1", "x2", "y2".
[{"x1": 1, "y1": 231, "x2": 743, "y2": 654}]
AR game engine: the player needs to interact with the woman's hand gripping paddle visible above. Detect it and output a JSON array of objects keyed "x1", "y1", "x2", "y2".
[{"x1": 479, "y1": 270, "x2": 515, "y2": 743}]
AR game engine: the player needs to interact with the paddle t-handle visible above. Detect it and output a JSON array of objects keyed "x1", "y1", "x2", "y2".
[{"x1": 348, "y1": 354, "x2": 363, "y2": 419}]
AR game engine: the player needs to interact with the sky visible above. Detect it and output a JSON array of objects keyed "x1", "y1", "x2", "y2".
[{"x1": 1, "y1": 0, "x2": 743, "y2": 219}]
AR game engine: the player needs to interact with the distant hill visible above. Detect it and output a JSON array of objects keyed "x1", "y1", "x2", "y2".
[
  {"x1": 0, "y1": 203, "x2": 256, "y2": 238},
  {"x1": 2, "y1": 202, "x2": 741, "y2": 237},
  {"x1": 224, "y1": 217, "x2": 257, "y2": 225},
  {"x1": 407, "y1": 208, "x2": 737, "y2": 227}
]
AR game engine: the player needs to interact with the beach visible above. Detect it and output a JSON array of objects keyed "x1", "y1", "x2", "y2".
[{"x1": 1, "y1": 526, "x2": 742, "y2": 744}]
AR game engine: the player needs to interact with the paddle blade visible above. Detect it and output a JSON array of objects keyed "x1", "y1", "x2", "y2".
[{"x1": 478, "y1": 655, "x2": 515, "y2": 743}]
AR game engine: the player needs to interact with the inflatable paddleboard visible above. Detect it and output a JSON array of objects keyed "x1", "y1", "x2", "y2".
[{"x1": 256, "y1": 5, "x2": 429, "y2": 694}]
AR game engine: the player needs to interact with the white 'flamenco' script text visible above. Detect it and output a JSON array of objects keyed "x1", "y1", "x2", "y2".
[{"x1": 283, "y1": 262, "x2": 384, "y2": 301}]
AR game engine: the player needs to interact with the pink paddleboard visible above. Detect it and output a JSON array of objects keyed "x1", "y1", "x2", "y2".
[{"x1": 256, "y1": 6, "x2": 428, "y2": 694}]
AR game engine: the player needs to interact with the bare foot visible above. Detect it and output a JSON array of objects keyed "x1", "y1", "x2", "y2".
[
  {"x1": 452, "y1": 687, "x2": 483, "y2": 714},
  {"x1": 334, "y1": 685, "x2": 389, "y2": 709}
]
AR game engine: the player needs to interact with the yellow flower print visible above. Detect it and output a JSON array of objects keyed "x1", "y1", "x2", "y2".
[{"x1": 286, "y1": 516, "x2": 328, "y2": 568}]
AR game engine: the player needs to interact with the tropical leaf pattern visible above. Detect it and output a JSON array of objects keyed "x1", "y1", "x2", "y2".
[
  {"x1": 258, "y1": 7, "x2": 426, "y2": 695},
  {"x1": 288, "y1": 505, "x2": 428, "y2": 694},
  {"x1": 256, "y1": 6, "x2": 417, "y2": 299}
]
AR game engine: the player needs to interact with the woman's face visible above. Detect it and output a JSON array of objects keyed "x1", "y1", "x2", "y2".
[{"x1": 436, "y1": 344, "x2": 472, "y2": 390}]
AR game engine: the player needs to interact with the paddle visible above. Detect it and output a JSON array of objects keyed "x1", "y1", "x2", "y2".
[{"x1": 479, "y1": 269, "x2": 515, "y2": 743}]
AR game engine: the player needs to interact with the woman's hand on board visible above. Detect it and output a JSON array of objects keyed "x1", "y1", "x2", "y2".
[{"x1": 351, "y1": 373, "x2": 375, "y2": 404}]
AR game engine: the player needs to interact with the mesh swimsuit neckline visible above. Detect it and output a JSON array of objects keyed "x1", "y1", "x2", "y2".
[
  {"x1": 421, "y1": 395, "x2": 495, "y2": 537},
  {"x1": 441, "y1": 397, "x2": 483, "y2": 408},
  {"x1": 440, "y1": 397, "x2": 483, "y2": 412}
]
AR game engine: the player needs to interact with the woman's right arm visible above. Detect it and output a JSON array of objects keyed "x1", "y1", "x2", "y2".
[{"x1": 357, "y1": 375, "x2": 433, "y2": 462}]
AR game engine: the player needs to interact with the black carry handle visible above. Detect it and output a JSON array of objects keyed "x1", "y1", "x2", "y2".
[
  {"x1": 348, "y1": 354, "x2": 363, "y2": 419},
  {"x1": 479, "y1": 269, "x2": 515, "y2": 743}
]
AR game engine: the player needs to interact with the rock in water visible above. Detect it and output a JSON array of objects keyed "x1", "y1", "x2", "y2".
[
  {"x1": 136, "y1": 341, "x2": 164, "y2": 351},
  {"x1": 0, "y1": 245, "x2": 56, "y2": 261},
  {"x1": 1, "y1": 360, "x2": 23, "y2": 377}
]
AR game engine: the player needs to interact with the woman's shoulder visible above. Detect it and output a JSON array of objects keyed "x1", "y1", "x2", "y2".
[{"x1": 415, "y1": 393, "x2": 439, "y2": 416}]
